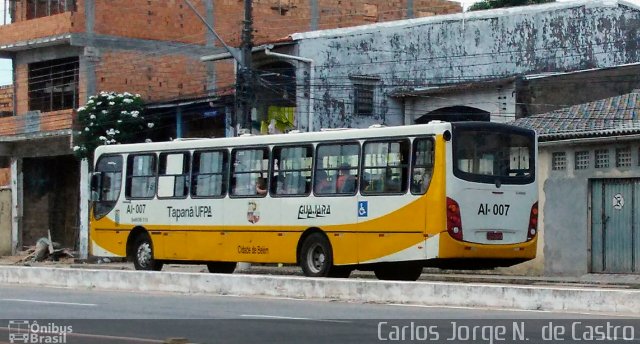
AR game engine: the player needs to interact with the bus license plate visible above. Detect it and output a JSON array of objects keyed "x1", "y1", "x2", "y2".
[{"x1": 487, "y1": 231, "x2": 503, "y2": 240}]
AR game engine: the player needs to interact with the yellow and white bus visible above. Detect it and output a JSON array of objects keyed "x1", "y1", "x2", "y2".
[{"x1": 89, "y1": 121, "x2": 538, "y2": 281}]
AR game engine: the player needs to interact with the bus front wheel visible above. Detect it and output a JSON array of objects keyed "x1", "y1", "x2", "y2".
[
  {"x1": 300, "y1": 233, "x2": 333, "y2": 277},
  {"x1": 207, "y1": 262, "x2": 237, "y2": 274},
  {"x1": 132, "y1": 234, "x2": 163, "y2": 271}
]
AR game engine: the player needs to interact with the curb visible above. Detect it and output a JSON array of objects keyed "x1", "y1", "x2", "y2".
[{"x1": 0, "y1": 266, "x2": 637, "y2": 315}]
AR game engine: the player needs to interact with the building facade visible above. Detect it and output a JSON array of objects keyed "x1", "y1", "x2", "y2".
[
  {"x1": 0, "y1": 0, "x2": 461, "y2": 256},
  {"x1": 515, "y1": 90, "x2": 640, "y2": 276},
  {"x1": 252, "y1": 0, "x2": 640, "y2": 132}
]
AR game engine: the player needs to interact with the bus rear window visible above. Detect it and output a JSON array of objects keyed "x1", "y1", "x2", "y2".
[{"x1": 453, "y1": 126, "x2": 534, "y2": 185}]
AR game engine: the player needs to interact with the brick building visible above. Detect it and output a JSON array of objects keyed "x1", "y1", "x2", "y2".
[{"x1": 0, "y1": 0, "x2": 461, "y2": 256}]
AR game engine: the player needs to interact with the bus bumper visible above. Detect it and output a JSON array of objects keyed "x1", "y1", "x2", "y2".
[{"x1": 437, "y1": 232, "x2": 537, "y2": 260}]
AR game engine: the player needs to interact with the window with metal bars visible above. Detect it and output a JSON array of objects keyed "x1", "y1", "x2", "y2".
[
  {"x1": 616, "y1": 147, "x2": 632, "y2": 167},
  {"x1": 551, "y1": 152, "x2": 566, "y2": 170},
  {"x1": 28, "y1": 57, "x2": 79, "y2": 112},
  {"x1": 595, "y1": 149, "x2": 609, "y2": 168},
  {"x1": 353, "y1": 82, "x2": 374, "y2": 116},
  {"x1": 574, "y1": 151, "x2": 590, "y2": 170},
  {"x1": 25, "y1": 0, "x2": 76, "y2": 20}
]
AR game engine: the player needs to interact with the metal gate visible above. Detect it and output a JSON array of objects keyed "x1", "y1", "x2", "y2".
[{"x1": 591, "y1": 179, "x2": 640, "y2": 273}]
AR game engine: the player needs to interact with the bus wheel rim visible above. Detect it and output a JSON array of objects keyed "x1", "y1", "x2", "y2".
[
  {"x1": 137, "y1": 243, "x2": 152, "y2": 267},
  {"x1": 307, "y1": 243, "x2": 325, "y2": 273}
]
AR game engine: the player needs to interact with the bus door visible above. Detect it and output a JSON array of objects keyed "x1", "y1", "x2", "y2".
[
  {"x1": 189, "y1": 150, "x2": 228, "y2": 260},
  {"x1": 313, "y1": 143, "x2": 360, "y2": 265},
  {"x1": 224, "y1": 147, "x2": 278, "y2": 262},
  {"x1": 272, "y1": 145, "x2": 313, "y2": 263},
  {"x1": 356, "y1": 139, "x2": 426, "y2": 263}
]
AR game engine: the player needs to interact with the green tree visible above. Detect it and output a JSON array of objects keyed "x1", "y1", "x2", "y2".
[
  {"x1": 73, "y1": 91, "x2": 155, "y2": 160},
  {"x1": 469, "y1": 0, "x2": 555, "y2": 11}
]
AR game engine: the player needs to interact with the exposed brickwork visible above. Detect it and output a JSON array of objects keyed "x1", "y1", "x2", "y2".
[
  {"x1": 1, "y1": 0, "x2": 461, "y2": 136},
  {"x1": 0, "y1": 12, "x2": 79, "y2": 47},
  {"x1": 13, "y1": 64, "x2": 28, "y2": 116},
  {"x1": 0, "y1": 116, "x2": 23, "y2": 136},
  {"x1": 96, "y1": 51, "x2": 210, "y2": 102},
  {"x1": 93, "y1": 0, "x2": 207, "y2": 44},
  {"x1": 0, "y1": 85, "x2": 12, "y2": 115},
  {"x1": 0, "y1": 109, "x2": 72, "y2": 135}
]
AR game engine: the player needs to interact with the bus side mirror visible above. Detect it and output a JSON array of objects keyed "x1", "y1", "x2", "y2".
[{"x1": 90, "y1": 172, "x2": 102, "y2": 201}]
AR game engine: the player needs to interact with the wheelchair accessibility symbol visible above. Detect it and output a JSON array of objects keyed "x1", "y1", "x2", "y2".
[{"x1": 358, "y1": 201, "x2": 368, "y2": 217}]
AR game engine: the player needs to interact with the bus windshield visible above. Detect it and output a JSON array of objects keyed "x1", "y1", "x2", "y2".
[{"x1": 452, "y1": 123, "x2": 535, "y2": 185}]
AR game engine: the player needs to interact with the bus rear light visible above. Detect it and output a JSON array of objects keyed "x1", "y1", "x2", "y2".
[
  {"x1": 447, "y1": 197, "x2": 463, "y2": 241},
  {"x1": 527, "y1": 202, "x2": 538, "y2": 241}
]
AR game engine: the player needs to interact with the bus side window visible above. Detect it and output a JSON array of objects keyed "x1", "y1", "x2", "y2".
[
  {"x1": 361, "y1": 140, "x2": 409, "y2": 195},
  {"x1": 125, "y1": 154, "x2": 157, "y2": 199},
  {"x1": 192, "y1": 150, "x2": 228, "y2": 198},
  {"x1": 158, "y1": 152, "x2": 190, "y2": 198},
  {"x1": 315, "y1": 142, "x2": 359, "y2": 195},
  {"x1": 272, "y1": 145, "x2": 313, "y2": 196},
  {"x1": 411, "y1": 138, "x2": 434, "y2": 195},
  {"x1": 231, "y1": 147, "x2": 269, "y2": 197}
]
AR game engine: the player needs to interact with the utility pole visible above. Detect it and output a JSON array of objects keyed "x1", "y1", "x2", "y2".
[
  {"x1": 185, "y1": 0, "x2": 254, "y2": 134},
  {"x1": 238, "y1": 0, "x2": 254, "y2": 132}
]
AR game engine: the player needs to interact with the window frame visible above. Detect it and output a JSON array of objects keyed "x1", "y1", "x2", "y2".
[
  {"x1": 191, "y1": 149, "x2": 229, "y2": 199},
  {"x1": 271, "y1": 144, "x2": 313, "y2": 197},
  {"x1": 360, "y1": 138, "x2": 410, "y2": 196},
  {"x1": 410, "y1": 136, "x2": 435, "y2": 195},
  {"x1": 93, "y1": 154, "x2": 123, "y2": 219},
  {"x1": 350, "y1": 75, "x2": 379, "y2": 117},
  {"x1": 28, "y1": 56, "x2": 79, "y2": 112},
  {"x1": 230, "y1": 146, "x2": 271, "y2": 198},
  {"x1": 574, "y1": 150, "x2": 590, "y2": 170},
  {"x1": 314, "y1": 141, "x2": 361, "y2": 197},
  {"x1": 157, "y1": 151, "x2": 191, "y2": 199},
  {"x1": 125, "y1": 153, "x2": 157, "y2": 200},
  {"x1": 551, "y1": 151, "x2": 567, "y2": 171}
]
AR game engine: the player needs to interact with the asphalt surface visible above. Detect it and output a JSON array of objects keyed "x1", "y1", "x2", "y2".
[{"x1": 0, "y1": 284, "x2": 636, "y2": 344}]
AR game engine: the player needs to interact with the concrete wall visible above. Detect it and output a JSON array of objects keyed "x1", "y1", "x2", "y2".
[
  {"x1": 292, "y1": 0, "x2": 640, "y2": 130},
  {"x1": 0, "y1": 189, "x2": 10, "y2": 255},
  {"x1": 540, "y1": 138, "x2": 640, "y2": 276},
  {"x1": 404, "y1": 82, "x2": 517, "y2": 123}
]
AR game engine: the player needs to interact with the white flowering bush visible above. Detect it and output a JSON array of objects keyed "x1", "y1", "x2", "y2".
[{"x1": 73, "y1": 92, "x2": 155, "y2": 160}]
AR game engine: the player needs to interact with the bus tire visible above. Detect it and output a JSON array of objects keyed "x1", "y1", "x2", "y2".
[
  {"x1": 132, "y1": 234, "x2": 163, "y2": 271},
  {"x1": 207, "y1": 262, "x2": 237, "y2": 274},
  {"x1": 300, "y1": 233, "x2": 333, "y2": 277},
  {"x1": 374, "y1": 263, "x2": 422, "y2": 281}
]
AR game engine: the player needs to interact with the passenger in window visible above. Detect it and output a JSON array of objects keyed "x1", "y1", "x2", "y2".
[
  {"x1": 315, "y1": 170, "x2": 333, "y2": 194},
  {"x1": 337, "y1": 164, "x2": 357, "y2": 193},
  {"x1": 411, "y1": 168, "x2": 431, "y2": 194},
  {"x1": 255, "y1": 177, "x2": 267, "y2": 195}
]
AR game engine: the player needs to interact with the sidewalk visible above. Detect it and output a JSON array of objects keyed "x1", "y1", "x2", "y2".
[
  {"x1": 3, "y1": 255, "x2": 640, "y2": 289},
  {"x1": 1, "y1": 264, "x2": 639, "y2": 316}
]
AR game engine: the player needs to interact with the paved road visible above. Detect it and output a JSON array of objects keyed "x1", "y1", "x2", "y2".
[{"x1": 0, "y1": 284, "x2": 636, "y2": 344}]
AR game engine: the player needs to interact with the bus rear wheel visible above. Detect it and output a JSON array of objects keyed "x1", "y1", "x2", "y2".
[
  {"x1": 207, "y1": 262, "x2": 237, "y2": 274},
  {"x1": 374, "y1": 263, "x2": 423, "y2": 281},
  {"x1": 132, "y1": 234, "x2": 163, "y2": 271},
  {"x1": 300, "y1": 233, "x2": 333, "y2": 277}
]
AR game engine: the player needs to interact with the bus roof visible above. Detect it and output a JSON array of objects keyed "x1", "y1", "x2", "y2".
[{"x1": 93, "y1": 121, "x2": 528, "y2": 157}]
